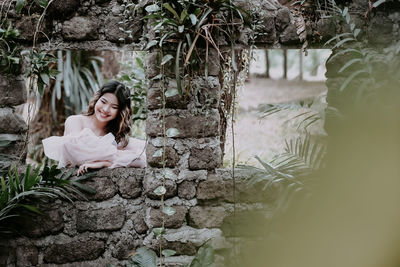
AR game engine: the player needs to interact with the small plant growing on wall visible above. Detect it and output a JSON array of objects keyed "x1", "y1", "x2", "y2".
[
  {"x1": 144, "y1": 0, "x2": 248, "y2": 96},
  {"x1": 0, "y1": 21, "x2": 21, "y2": 75}
]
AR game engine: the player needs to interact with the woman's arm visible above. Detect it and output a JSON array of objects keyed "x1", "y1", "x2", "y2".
[{"x1": 77, "y1": 161, "x2": 112, "y2": 176}]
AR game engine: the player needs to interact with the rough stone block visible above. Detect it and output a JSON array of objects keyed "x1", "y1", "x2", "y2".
[
  {"x1": 256, "y1": 13, "x2": 276, "y2": 44},
  {"x1": 188, "y1": 146, "x2": 222, "y2": 170},
  {"x1": 189, "y1": 76, "x2": 221, "y2": 109},
  {"x1": 0, "y1": 241, "x2": 16, "y2": 267},
  {"x1": 48, "y1": 0, "x2": 80, "y2": 20},
  {"x1": 43, "y1": 238, "x2": 105, "y2": 264},
  {"x1": 143, "y1": 171, "x2": 177, "y2": 200},
  {"x1": 197, "y1": 48, "x2": 221, "y2": 76},
  {"x1": 0, "y1": 108, "x2": 27, "y2": 134},
  {"x1": 76, "y1": 206, "x2": 125, "y2": 232},
  {"x1": 177, "y1": 170, "x2": 207, "y2": 182},
  {"x1": 62, "y1": 17, "x2": 99, "y2": 41},
  {"x1": 111, "y1": 233, "x2": 140, "y2": 260},
  {"x1": 196, "y1": 175, "x2": 233, "y2": 202},
  {"x1": 18, "y1": 207, "x2": 64, "y2": 238},
  {"x1": 115, "y1": 172, "x2": 143, "y2": 199},
  {"x1": 0, "y1": 75, "x2": 26, "y2": 106},
  {"x1": 162, "y1": 226, "x2": 226, "y2": 249},
  {"x1": 199, "y1": 170, "x2": 278, "y2": 203},
  {"x1": 146, "y1": 143, "x2": 179, "y2": 168},
  {"x1": 280, "y1": 23, "x2": 300, "y2": 44},
  {"x1": 16, "y1": 245, "x2": 38, "y2": 267},
  {"x1": 147, "y1": 206, "x2": 187, "y2": 229},
  {"x1": 15, "y1": 14, "x2": 50, "y2": 41},
  {"x1": 147, "y1": 81, "x2": 188, "y2": 110},
  {"x1": 105, "y1": 14, "x2": 142, "y2": 43},
  {"x1": 146, "y1": 109, "x2": 220, "y2": 138},
  {"x1": 0, "y1": 134, "x2": 26, "y2": 159},
  {"x1": 133, "y1": 210, "x2": 148, "y2": 234},
  {"x1": 145, "y1": 52, "x2": 161, "y2": 79},
  {"x1": 368, "y1": 15, "x2": 394, "y2": 45},
  {"x1": 188, "y1": 206, "x2": 228, "y2": 228},
  {"x1": 316, "y1": 18, "x2": 336, "y2": 42},
  {"x1": 83, "y1": 177, "x2": 116, "y2": 201},
  {"x1": 275, "y1": 7, "x2": 291, "y2": 32},
  {"x1": 178, "y1": 180, "x2": 196, "y2": 200}
]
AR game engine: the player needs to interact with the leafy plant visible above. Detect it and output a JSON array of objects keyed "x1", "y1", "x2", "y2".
[
  {"x1": 185, "y1": 244, "x2": 215, "y2": 267},
  {"x1": 323, "y1": 0, "x2": 400, "y2": 106},
  {"x1": 238, "y1": 134, "x2": 326, "y2": 211},
  {"x1": 128, "y1": 247, "x2": 157, "y2": 267},
  {"x1": 117, "y1": 52, "x2": 148, "y2": 123},
  {"x1": 0, "y1": 163, "x2": 95, "y2": 233},
  {"x1": 15, "y1": 0, "x2": 49, "y2": 14},
  {"x1": 144, "y1": 0, "x2": 248, "y2": 95},
  {"x1": 0, "y1": 20, "x2": 21, "y2": 74},
  {"x1": 24, "y1": 49, "x2": 59, "y2": 95},
  {"x1": 54, "y1": 50, "x2": 103, "y2": 117}
]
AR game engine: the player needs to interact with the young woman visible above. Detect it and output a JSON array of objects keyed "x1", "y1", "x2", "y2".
[{"x1": 42, "y1": 80, "x2": 146, "y2": 175}]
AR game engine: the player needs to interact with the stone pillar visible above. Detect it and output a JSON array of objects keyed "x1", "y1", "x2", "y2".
[
  {"x1": 143, "y1": 49, "x2": 230, "y2": 261},
  {"x1": 0, "y1": 74, "x2": 28, "y2": 163},
  {"x1": 145, "y1": 49, "x2": 222, "y2": 175}
]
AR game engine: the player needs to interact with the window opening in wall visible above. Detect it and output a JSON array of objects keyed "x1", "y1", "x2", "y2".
[
  {"x1": 224, "y1": 49, "x2": 331, "y2": 167},
  {"x1": 15, "y1": 50, "x2": 148, "y2": 166}
]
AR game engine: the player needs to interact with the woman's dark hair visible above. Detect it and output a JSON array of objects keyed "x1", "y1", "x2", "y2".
[{"x1": 85, "y1": 80, "x2": 132, "y2": 148}]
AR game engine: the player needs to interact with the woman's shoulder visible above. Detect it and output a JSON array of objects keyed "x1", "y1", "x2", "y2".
[{"x1": 64, "y1": 114, "x2": 88, "y2": 135}]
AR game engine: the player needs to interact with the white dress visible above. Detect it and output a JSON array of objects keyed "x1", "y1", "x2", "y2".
[{"x1": 42, "y1": 128, "x2": 146, "y2": 168}]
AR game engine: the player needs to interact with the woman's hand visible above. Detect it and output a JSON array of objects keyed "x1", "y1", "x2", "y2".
[{"x1": 77, "y1": 161, "x2": 112, "y2": 176}]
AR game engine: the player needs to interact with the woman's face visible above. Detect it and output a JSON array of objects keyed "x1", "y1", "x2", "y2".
[{"x1": 94, "y1": 93, "x2": 119, "y2": 123}]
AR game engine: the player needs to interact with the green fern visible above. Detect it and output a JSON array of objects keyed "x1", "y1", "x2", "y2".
[
  {"x1": 0, "y1": 163, "x2": 95, "y2": 234},
  {"x1": 238, "y1": 135, "x2": 326, "y2": 210}
]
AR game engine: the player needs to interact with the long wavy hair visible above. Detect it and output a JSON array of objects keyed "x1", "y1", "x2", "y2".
[{"x1": 85, "y1": 80, "x2": 132, "y2": 148}]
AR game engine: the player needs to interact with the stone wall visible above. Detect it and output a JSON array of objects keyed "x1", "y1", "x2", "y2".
[{"x1": 0, "y1": 167, "x2": 272, "y2": 267}]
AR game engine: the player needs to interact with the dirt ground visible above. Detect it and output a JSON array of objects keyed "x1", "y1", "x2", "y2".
[{"x1": 223, "y1": 77, "x2": 328, "y2": 167}]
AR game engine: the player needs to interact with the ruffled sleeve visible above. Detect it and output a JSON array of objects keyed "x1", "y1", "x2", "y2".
[
  {"x1": 42, "y1": 128, "x2": 146, "y2": 169},
  {"x1": 110, "y1": 137, "x2": 147, "y2": 168},
  {"x1": 42, "y1": 128, "x2": 118, "y2": 168}
]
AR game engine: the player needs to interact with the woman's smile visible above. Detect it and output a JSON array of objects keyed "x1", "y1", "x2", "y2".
[{"x1": 94, "y1": 93, "x2": 119, "y2": 122}]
